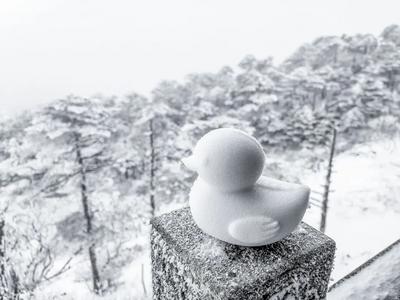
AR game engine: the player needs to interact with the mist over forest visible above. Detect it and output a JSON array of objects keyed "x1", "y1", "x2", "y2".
[{"x1": 1, "y1": 24, "x2": 400, "y2": 299}]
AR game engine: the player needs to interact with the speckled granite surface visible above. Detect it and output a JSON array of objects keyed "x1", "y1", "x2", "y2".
[{"x1": 151, "y1": 207, "x2": 335, "y2": 300}]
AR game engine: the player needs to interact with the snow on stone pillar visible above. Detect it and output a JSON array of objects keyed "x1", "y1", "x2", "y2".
[{"x1": 151, "y1": 208, "x2": 335, "y2": 300}]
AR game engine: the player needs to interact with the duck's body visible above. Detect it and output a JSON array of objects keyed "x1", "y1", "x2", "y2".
[
  {"x1": 189, "y1": 176, "x2": 310, "y2": 246},
  {"x1": 183, "y1": 128, "x2": 310, "y2": 247}
]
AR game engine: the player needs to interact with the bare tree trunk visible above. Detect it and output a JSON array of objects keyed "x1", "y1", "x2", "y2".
[
  {"x1": 320, "y1": 128, "x2": 337, "y2": 233},
  {"x1": 88, "y1": 246, "x2": 101, "y2": 294},
  {"x1": 74, "y1": 134, "x2": 102, "y2": 294},
  {"x1": 141, "y1": 263, "x2": 147, "y2": 297},
  {"x1": 0, "y1": 219, "x2": 7, "y2": 299},
  {"x1": 149, "y1": 119, "x2": 156, "y2": 217},
  {"x1": 311, "y1": 92, "x2": 317, "y2": 111},
  {"x1": 0, "y1": 220, "x2": 19, "y2": 300},
  {"x1": 124, "y1": 160, "x2": 129, "y2": 180},
  {"x1": 333, "y1": 46, "x2": 338, "y2": 64},
  {"x1": 389, "y1": 71, "x2": 395, "y2": 93},
  {"x1": 9, "y1": 270, "x2": 19, "y2": 300}
]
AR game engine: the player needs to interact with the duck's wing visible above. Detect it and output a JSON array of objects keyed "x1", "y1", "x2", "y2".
[
  {"x1": 256, "y1": 176, "x2": 306, "y2": 191},
  {"x1": 228, "y1": 216, "x2": 280, "y2": 244}
]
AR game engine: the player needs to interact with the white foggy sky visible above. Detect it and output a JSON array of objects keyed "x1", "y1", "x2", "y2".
[{"x1": 1, "y1": 0, "x2": 400, "y2": 115}]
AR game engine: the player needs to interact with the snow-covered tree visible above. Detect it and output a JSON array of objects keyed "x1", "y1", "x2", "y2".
[
  {"x1": 25, "y1": 96, "x2": 120, "y2": 294},
  {"x1": 135, "y1": 93, "x2": 184, "y2": 215}
]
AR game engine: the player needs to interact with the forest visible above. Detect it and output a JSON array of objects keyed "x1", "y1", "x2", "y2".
[{"x1": 1, "y1": 24, "x2": 400, "y2": 299}]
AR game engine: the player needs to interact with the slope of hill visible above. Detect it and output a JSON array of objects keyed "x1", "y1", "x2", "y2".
[{"x1": 1, "y1": 25, "x2": 400, "y2": 299}]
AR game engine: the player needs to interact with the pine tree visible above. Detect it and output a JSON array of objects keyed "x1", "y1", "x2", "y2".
[
  {"x1": 25, "y1": 96, "x2": 118, "y2": 294},
  {"x1": 134, "y1": 95, "x2": 183, "y2": 215}
]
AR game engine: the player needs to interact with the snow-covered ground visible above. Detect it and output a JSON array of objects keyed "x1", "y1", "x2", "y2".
[
  {"x1": 31, "y1": 137, "x2": 400, "y2": 299},
  {"x1": 328, "y1": 239, "x2": 400, "y2": 299},
  {"x1": 31, "y1": 237, "x2": 152, "y2": 300},
  {"x1": 303, "y1": 137, "x2": 400, "y2": 283}
]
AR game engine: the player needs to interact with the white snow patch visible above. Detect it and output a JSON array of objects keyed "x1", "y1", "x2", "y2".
[
  {"x1": 302, "y1": 138, "x2": 400, "y2": 283},
  {"x1": 194, "y1": 238, "x2": 227, "y2": 260},
  {"x1": 328, "y1": 241, "x2": 400, "y2": 299}
]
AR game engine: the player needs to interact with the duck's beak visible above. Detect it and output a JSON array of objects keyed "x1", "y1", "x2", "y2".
[{"x1": 181, "y1": 155, "x2": 197, "y2": 172}]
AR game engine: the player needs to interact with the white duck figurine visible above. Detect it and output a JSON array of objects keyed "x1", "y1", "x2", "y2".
[{"x1": 182, "y1": 128, "x2": 310, "y2": 247}]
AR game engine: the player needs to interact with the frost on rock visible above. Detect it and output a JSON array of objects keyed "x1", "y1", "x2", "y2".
[
  {"x1": 270, "y1": 272, "x2": 319, "y2": 300},
  {"x1": 193, "y1": 238, "x2": 227, "y2": 260},
  {"x1": 151, "y1": 207, "x2": 335, "y2": 300}
]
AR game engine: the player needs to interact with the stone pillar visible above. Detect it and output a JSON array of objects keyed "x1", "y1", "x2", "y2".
[{"x1": 151, "y1": 207, "x2": 335, "y2": 300}]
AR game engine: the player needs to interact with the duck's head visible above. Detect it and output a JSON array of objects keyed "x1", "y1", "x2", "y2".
[{"x1": 182, "y1": 128, "x2": 265, "y2": 192}]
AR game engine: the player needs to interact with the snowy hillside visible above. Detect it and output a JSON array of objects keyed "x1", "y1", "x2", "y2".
[
  {"x1": 328, "y1": 239, "x2": 400, "y2": 299},
  {"x1": 1, "y1": 25, "x2": 400, "y2": 299},
  {"x1": 303, "y1": 137, "x2": 400, "y2": 282},
  {"x1": 30, "y1": 137, "x2": 400, "y2": 300}
]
